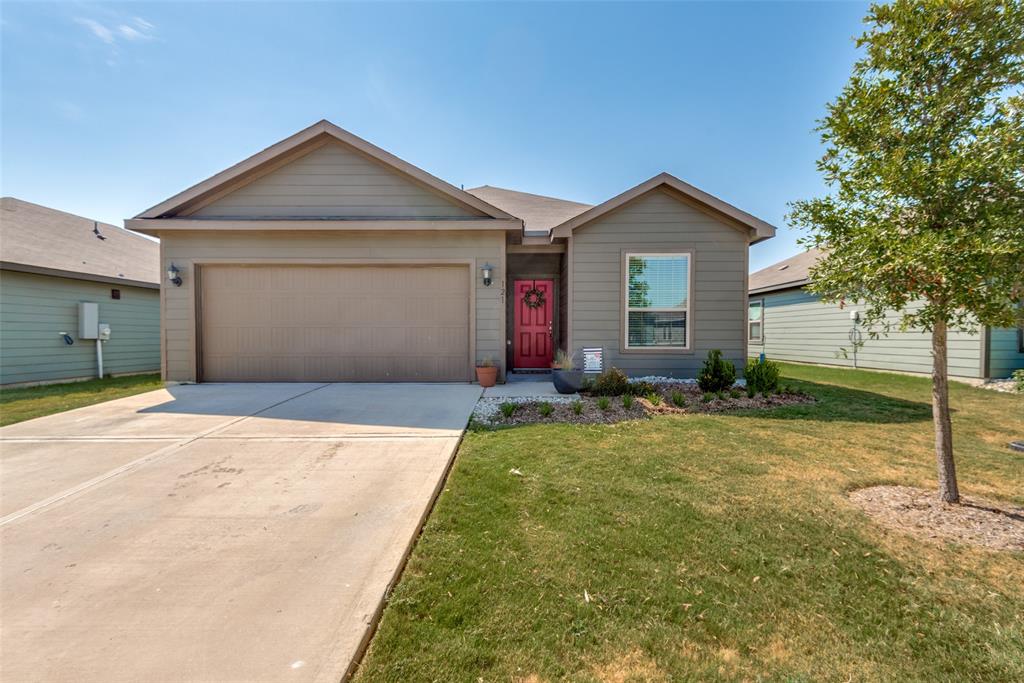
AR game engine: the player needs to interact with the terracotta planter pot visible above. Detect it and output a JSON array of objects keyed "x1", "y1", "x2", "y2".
[{"x1": 475, "y1": 366, "x2": 498, "y2": 387}]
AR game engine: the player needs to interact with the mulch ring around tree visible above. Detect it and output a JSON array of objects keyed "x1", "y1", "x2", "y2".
[
  {"x1": 849, "y1": 485, "x2": 1024, "y2": 552},
  {"x1": 475, "y1": 383, "x2": 815, "y2": 427}
]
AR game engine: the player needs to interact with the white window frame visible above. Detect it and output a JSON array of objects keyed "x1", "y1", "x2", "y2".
[
  {"x1": 748, "y1": 298, "x2": 764, "y2": 343},
  {"x1": 623, "y1": 252, "x2": 692, "y2": 351}
]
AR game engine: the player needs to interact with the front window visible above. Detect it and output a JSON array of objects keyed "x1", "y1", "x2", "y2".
[
  {"x1": 625, "y1": 253, "x2": 689, "y2": 349},
  {"x1": 748, "y1": 299, "x2": 764, "y2": 342}
]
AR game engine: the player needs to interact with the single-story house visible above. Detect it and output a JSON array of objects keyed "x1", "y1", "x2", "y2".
[
  {"x1": 748, "y1": 248, "x2": 1024, "y2": 380},
  {"x1": 128, "y1": 120, "x2": 775, "y2": 383},
  {"x1": 0, "y1": 197, "x2": 161, "y2": 386}
]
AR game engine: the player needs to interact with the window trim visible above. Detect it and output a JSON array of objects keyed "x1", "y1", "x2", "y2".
[
  {"x1": 1018, "y1": 324, "x2": 1024, "y2": 353},
  {"x1": 748, "y1": 298, "x2": 764, "y2": 344},
  {"x1": 621, "y1": 250, "x2": 693, "y2": 353}
]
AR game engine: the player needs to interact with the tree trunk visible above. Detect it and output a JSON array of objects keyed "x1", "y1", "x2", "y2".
[{"x1": 931, "y1": 319, "x2": 959, "y2": 503}]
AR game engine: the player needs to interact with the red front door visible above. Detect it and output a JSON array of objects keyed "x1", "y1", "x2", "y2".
[{"x1": 513, "y1": 279, "x2": 554, "y2": 369}]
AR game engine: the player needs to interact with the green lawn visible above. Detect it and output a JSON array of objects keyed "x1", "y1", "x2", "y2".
[
  {"x1": 0, "y1": 374, "x2": 163, "y2": 427},
  {"x1": 356, "y1": 363, "x2": 1023, "y2": 682}
]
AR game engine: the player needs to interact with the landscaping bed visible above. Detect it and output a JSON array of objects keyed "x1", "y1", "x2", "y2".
[{"x1": 473, "y1": 381, "x2": 813, "y2": 426}]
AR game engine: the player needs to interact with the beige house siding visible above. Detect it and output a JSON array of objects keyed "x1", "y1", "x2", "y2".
[
  {"x1": 190, "y1": 142, "x2": 485, "y2": 219},
  {"x1": 160, "y1": 230, "x2": 503, "y2": 382},
  {"x1": 569, "y1": 188, "x2": 749, "y2": 377}
]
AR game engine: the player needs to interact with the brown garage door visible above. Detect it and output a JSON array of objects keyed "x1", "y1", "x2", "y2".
[{"x1": 199, "y1": 265, "x2": 470, "y2": 382}]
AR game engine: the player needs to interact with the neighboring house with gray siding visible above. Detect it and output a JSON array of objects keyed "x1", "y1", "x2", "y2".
[
  {"x1": 747, "y1": 249, "x2": 1024, "y2": 380},
  {"x1": 0, "y1": 198, "x2": 161, "y2": 386},
  {"x1": 128, "y1": 120, "x2": 775, "y2": 384}
]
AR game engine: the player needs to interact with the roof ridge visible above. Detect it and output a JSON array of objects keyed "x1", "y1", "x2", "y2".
[{"x1": 467, "y1": 185, "x2": 592, "y2": 206}]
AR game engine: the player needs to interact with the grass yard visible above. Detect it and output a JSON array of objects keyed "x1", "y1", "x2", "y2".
[
  {"x1": 0, "y1": 374, "x2": 163, "y2": 427},
  {"x1": 356, "y1": 363, "x2": 1023, "y2": 682}
]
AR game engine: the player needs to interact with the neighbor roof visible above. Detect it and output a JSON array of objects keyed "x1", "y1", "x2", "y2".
[
  {"x1": 134, "y1": 120, "x2": 516, "y2": 222},
  {"x1": 0, "y1": 197, "x2": 160, "y2": 288},
  {"x1": 549, "y1": 173, "x2": 777, "y2": 244},
  {"x1": 748, "y1": 247, "x2": 824, "y2": 295},
  {"x1": 466, "y1": 186, "x2": 591, "y2": 235}
]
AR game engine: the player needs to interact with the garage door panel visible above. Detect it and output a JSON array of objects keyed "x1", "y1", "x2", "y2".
[{"x1": 200, "y1": 265, "x2": 470, "y2": 382}]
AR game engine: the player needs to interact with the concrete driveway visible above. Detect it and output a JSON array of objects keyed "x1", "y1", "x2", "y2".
[{"x1": 0, "y1": 382, "x2": 481, "y2": 682}]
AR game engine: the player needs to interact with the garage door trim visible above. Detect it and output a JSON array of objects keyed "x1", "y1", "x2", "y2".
[{"x1": 193, "y1": 258, "x2": 477, "y2": 382}]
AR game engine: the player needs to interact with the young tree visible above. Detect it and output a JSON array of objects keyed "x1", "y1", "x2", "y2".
[{"x1": 789, "y1": 0, "x2": 1024, "y2": 503}]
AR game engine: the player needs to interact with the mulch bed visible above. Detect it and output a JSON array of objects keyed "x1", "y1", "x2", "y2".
[
  {"x1": 478, "y1": 383, "x2": 814, "y2": 427},
  {"x1": 636, "y1": 382, "x2": 814, "y2": 415},
  {"x1": 849, "y1": 485, "x2": 1024, "y2": 552}
]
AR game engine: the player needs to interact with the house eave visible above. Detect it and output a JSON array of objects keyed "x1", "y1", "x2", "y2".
[
  {"x1": 0, "y1": 261, "x2": 160, "y2": 289},
  {"x1": 126, "y1": 217, "x2": 523, "y2": 236}
]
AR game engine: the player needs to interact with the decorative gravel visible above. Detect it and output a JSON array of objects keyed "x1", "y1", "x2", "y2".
[
  {"x1": 979, "y1": 378, "x2": 1022, "y2": 394},
  {"x1": 472, "y1": 395, "x2": 577, "y2": 422},
  {"x1": 849, "y1": 485, "x2": 1024, "y2": 552},
  {"x1": 629, "y1": 375, "x2": 747, "y2": 387}
]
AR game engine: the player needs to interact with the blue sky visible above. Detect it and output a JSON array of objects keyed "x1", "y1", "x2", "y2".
[{"x1": 1, "y1": 1, "x2": 869, "y2": 271}]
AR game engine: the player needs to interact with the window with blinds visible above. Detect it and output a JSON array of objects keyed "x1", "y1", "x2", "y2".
[
  {"x1": 748, "y1": 299, "x2": 764, "y2": 342},
  {"x1": 625, "y1": 253, "x2": 690, "y2": 349}
]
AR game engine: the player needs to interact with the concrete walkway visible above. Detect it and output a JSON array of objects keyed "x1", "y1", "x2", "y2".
[{"x1": 0, "y1": 382, "x2": 481, "y2": 683}]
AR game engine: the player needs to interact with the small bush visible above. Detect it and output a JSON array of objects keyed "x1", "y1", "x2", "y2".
[
  {"x1": 1013, "y1": 368, "x2": 1024, "y2": 393},
  {"x1": 702, "y1": 392, "x2": 715, "y2": 403},
  {"x1": 572, "y1": 400, "x2": 583, "y2": 415},
  {"x1": 622, "y1": 394, "x2": 634, "y2": 409},
  {"x1": 697, "y1": 349, "x2": 737, "y2": 393},
  {"x1": 646, "y1": 392, "x2": 662, "y2": 406},
  {"x1": 499, "y1": 402, "x2": 517, "y2": 418},
  {"x1": 729, "y1": 388, "x2": 742, "y2": 399},
  {"x1": 597, "y1": 396, "x2": 611, "y2": 410},
  {"x1": 782, "y1": 384, "x2": 795, "y2": 395},
  {"x1": 626, "y1": 380, "x2": 658, "y2": 396},
  {"x1": 671, "y1": 390, "x2": 686, "y2": 407},
  {"x1": 592, "y1": 367, "x2": 630, "y2": 396},
  {"x1": 538, "y1": 401, "x2": 553, "y2": 417},
  {"x1": 716, "y1": 390, "x2": 726, "y2": 400},
  {"x1": 745, "y1": 357, "x2": 781, "y2": 395},
  {"x1": 746, "y1": 385, "x2": 756, "y2": 398}
]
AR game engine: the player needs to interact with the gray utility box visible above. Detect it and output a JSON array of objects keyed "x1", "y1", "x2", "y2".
[{"x1": 78, "y1": 302, "x2": 99, "y2": 339}]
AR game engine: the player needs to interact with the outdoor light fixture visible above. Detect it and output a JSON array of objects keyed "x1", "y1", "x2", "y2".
[
  {"x1": 167, "y1": 263, "x2": 183, "y2": 287},
  {"x1": 481, "y1": 263, "x2": 494, "y2": 287}
]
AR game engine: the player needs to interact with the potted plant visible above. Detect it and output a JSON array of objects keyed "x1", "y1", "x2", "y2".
[
  {"x1": 551, "y1": 349, "x2": 584, "y2": 394},
  {"x1": 475, "y1": 356, "x2": 498, "y2": 387}
]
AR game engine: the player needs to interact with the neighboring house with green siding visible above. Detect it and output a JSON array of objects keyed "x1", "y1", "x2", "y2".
[
  {"x1": 748, "y1": 249, "x2": 1024, "y2": 381},
  {"x1": 0, "y1": 197, "x2": 161, "y2": 386}
]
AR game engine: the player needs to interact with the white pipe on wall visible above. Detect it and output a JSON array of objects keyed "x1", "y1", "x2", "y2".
[{"x1": 96, "y1": 339, "x2": 104, "y2": 379}]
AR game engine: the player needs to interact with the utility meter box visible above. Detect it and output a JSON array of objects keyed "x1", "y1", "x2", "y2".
[
  {"x1": 78, "y1": 302, "x2": 99, "y2": 339},
  {"x1": 98, "y1": 323, "x2": 112, "y2": 341}
]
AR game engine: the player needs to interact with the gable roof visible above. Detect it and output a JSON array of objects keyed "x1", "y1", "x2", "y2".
[
  {"x1": 466, "y1": 186, "x2": 591, "y2": 235},
  {"x1": 549, "y1": 172, "x2": 777, "y2": 243},
  {"x1": 748, "y1": 247, "x2": 823, "y2": 294},
  {"x1": 1, "y1": 197, "x2": 159, "y2": 288},
  {"x1": 134, "y1": 120, "x2": 516, "y2": 221}
]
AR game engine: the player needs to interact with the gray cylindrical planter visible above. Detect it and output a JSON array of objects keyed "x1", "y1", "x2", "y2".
[{"x1": 552, "y1": 369, "x2": 583, "y2": 394}]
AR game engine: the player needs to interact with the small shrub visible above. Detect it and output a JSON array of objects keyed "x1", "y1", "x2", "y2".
[
  {"x1": 627, "y1": 380, "x2": 658, "y2": 396},
  {"x1": 622, "y1": 394, "x2": 634, "y2": 409},
  {"x1": 538, "y1": 401, "x2": 553, "y2": 417},
  {"x1": 671, "y1": 390, "x2": 686, "y2": 407},
  {"x1": 1013, "y1": 368, "x2": 1024, "y2": 393},
  {"x1": 745, "y1": 357, "x2": 781, "y2": 395},
  {"x1": 572, "y1": 400, "x2": 583, "y2": 415},
  {"x1": 646, "y1": 392, "x2": 662, "y2": 406},
  {"x1": 499, "y1": 402, "x2": 517, "y2": 418},
  {"x1": 592, "y1": 367, "x2": 630, "y2": 396},
  {"x1": 697, "y1": 349, "x2": 737, "y2": 393},
  {"x1": 746, "y1": 385, "x2": 756, "y2": 398},
  {"x1": 782, "y1": 384, "x2": 795, "y2": 395},
  {"x1": 716, "y1": 390, "x2": 726, "y2": 400},
  {"x1": 597, "y1": 396, "x2": 611, "y2": 410},
  {"x1": 729, "y1": 388, "x2": 742, "y2": 399},
  {"x1": 702, "y1": 392, "x2": 715, "y2": 403}
]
